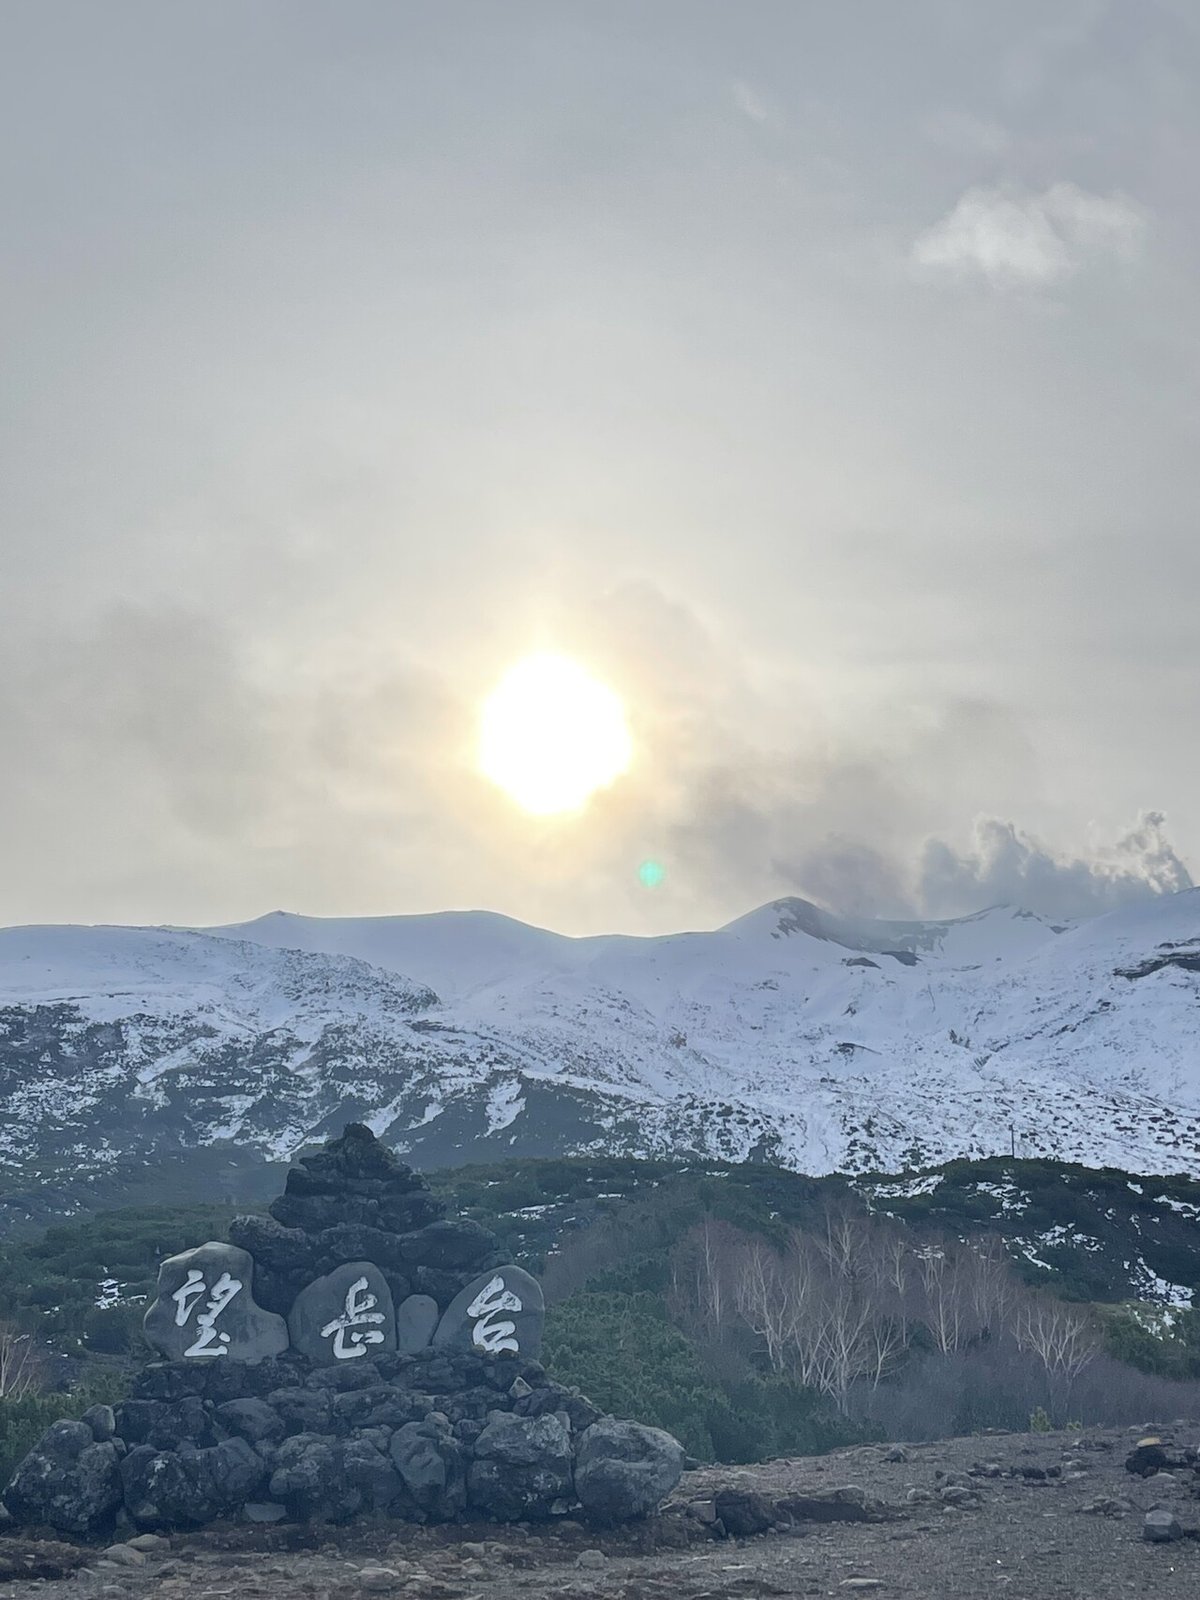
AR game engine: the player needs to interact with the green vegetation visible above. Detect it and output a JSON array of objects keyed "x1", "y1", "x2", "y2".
[
  {"x1": 3, "y1": 1152, "x2": 1200, "y2": 1467},
  {"x1": 0, "y1": 1203, "x2": 239, "y2": 1353},
  {"x1": 0, "y1": 1371, "x2": 129, "y2": 1487},
  {"x1": 543, "y1": 1290, "x2": 861, "y2": 1462}
]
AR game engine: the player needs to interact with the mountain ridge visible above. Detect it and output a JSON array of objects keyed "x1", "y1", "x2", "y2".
[{"x1": 1, "y1": 891, "x2": 1198, "y2": 1222}]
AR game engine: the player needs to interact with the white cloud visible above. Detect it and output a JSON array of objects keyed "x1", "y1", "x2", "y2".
[
  {"x1": 918, "y1": 811, "x2": 1192, "y2": 919},
  {"x1": 731, "y1": 78, "x2": 781, "y2": 129},
  {"x1": 912, "y1": 181, "x2": 1145, "y2": 288}
]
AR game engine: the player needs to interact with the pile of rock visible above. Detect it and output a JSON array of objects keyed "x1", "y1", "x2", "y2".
[
  {"x1": 229, "y1": 1122, "x2": 510, "y2": 1328},
  {"x1": 4, "y1": 1126, "x2": 685, "y2": 1539}
]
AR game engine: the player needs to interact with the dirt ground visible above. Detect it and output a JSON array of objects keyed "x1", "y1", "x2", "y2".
[{"x1": 5, "y1": 1423, "x2": 1200, "y2": 1599}]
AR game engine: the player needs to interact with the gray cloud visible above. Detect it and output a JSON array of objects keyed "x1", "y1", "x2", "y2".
[
  {"x1": 911, "y1": 181, "x2": 1145, "y2": 288},
  {"x1": 917, "y1": 812, "x2": 1193, "y2": 921},
  {"x1": 0, "y1": 591, "x2": 1191, "y2": 931},
  {"x1": 1, "y1": 4, "x2": 1199, "y2": 933}
]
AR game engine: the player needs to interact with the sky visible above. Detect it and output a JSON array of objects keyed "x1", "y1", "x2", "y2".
[{"x1": 2, "y1": 0, "x2": 1199, "y2": 936}]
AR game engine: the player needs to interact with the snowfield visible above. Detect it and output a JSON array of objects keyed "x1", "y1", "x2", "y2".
[{"x1": 1, "y1": 890, "x2": 1199, "y2": 1187}]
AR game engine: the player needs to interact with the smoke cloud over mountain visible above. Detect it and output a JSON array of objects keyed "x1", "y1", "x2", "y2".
[{"x1": 917, "y1": 812, "x2": 1193, "y2": 921}]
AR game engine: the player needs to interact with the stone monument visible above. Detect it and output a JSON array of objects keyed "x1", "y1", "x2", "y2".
[{"x1": 3, "y1": 1124, "x2": 683, "y2": 1538}]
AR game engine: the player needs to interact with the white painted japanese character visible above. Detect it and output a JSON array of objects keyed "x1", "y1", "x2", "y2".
[
  {"x1": 171, "y1": 1269, "x2": 242, "y2": 1358},
  {"x1": 320, "y1": 1275, "x2": 387, "y2": 1360},
  {"x1": 468, "y1": 1274, "x2": 522, "y2": 1355}
]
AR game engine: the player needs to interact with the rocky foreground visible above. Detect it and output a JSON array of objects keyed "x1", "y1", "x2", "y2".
[{"x1": 6, "y1": 1422, "x2": 1200, "y2": 1599}]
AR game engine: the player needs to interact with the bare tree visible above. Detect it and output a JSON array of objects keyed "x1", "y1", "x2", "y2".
[
  {"x1": 733, "y1": 1238, "x2": 793, "y2": 1372},
  {"x1": 815, "y1": 1205, "x2": 867, "y2": 1285},
  {"x1": 963, "y1": 1234, "x2": 1017, "y2": 1337},
  {"x1": 1012, "y1": 1292, "x2": 1099, "y2": 1416},
  {"x1": 914, "y1": 1244, "x2": 978, "y2": 1355},
  {"x1": 0, "y1": 1322, "x2": 42, "y2": 1399},
  {"x1": 669, "y1": 1217, "x2": 740, "y2": 1338}
]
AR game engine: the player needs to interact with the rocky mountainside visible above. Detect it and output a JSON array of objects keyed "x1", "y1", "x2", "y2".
[{"x1": 2, "y1": 890, "x2": 1199, "y2": 1220}]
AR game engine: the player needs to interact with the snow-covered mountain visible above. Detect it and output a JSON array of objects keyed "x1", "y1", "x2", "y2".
[{"x1": 2, "y1": 890, "x2": 1199, "y2": 1218}]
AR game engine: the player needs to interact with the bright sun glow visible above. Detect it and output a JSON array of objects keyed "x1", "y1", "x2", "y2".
[{"x1": 479, "y1": 653, "x2": 633, "y2": 815}]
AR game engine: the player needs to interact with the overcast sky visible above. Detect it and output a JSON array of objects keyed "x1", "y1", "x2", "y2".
[{"x1": 3, "y1": 0, "x2": 1199, "y2": 935}]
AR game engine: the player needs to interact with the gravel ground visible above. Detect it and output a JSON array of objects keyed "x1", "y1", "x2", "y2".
[{"x1": 4, "y1": 1423, "x2": 1200, "y2": 1599}]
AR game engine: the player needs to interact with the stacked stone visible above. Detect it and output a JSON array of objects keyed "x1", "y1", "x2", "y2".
[
  {"x1": 2, "y1": 1125, "x2": 686, "y2": 1539},
  {"x1": 5, "y1": 1347, "x2": 683, "y2": 1535},
  {"x1": 228, "y1": 1123, "x2": 502, "y2": 1320}
]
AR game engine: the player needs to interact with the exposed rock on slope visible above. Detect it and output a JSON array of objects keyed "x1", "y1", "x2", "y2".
[{"x1": 1, "y1": 891, "x2": 1199, "y2": 1213}]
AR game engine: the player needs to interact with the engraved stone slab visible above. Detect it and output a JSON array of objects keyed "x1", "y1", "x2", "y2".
[
  {"x1": 395, "y1": 1294, "x2": 440, "y2": 1354},
  {"x1": 287, "y1": 1260, "x2": 397, "y2": 1365},
  {"x1": 143, "y1": 1241, "x2": 289, "y2": 1364},
  {"x1": 431, "y1": 1265, "x2": 544, "y2": 1360}
]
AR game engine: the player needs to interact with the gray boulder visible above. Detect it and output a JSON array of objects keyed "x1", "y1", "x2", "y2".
[
  {"x1": 341, "y1": 1436, "x2": 404, "y2": 1511},
  {"x1": 268, "y1": 1433, "x2": 342, "y2": 1518},
  {"x1": 191, "y1": 1437, "x2": 269, "y2": 1513},
  {"x1": 266, "y1": 1386, "x2": 333, "y2": 1435},
  {"x1": 143, "y1": 1241, "x2": 289, "y2": 1363},
  {"x1": 120, "y1": 1446, "x2": 211, "y2": 1528},
  {"x1": 396, "y1": 1293, "x2": 440, "y2": 1353},
  {"x1": 288, "y1": 1261, "x2": 397, "y2": 1365},
  {"x1": 115, "y1": 1395, "x2": 214, "y2": 1449},
  {"x1": 468, "y1": 1412, "x2": 572, "y2": 1521},
  {"x1": 3, "y1": 1419, "x2": 123, "y2": 1537},
  {"x1": 400, "y1": 1219, "x2": 498, "y2": 1270},
  {"x1": 214, "y1": 1398, "x2": 285, "y2": 1447},
  {"x1": 433, "y1": 1266, "x2": 544, "y2": 1360},
  {"x1": 81, "y1": 1403, "x2": 117, "y2": 1442},
  {"x1": 574, "y1": 1419, "x2": 685, "y2": 1524},
  {"x1": 119, "y1": 1437, "x2": 267, "y2": 1527},
  {"x1": 227, "y1": 1215, "x2": 317, "y2": 1316},
  {"x1": 390, "y1": 1419, "x2": 467, "y2": 1517},
  {"x1": 1144, "y1": 1507, "x2": 1183, "y2": 1542}
]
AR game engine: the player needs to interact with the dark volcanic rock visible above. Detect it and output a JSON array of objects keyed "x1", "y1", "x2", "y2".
[
  {"x1": 288, "y1": 1261, "x2": 398, "y2": 1365},
  {"x1": 433, "y1": 1266, "x2": 545, "y2": 1359},
  {"x1": 1126, "y1": 1441, "x2": 1173, "y2": 1477},
  {"x1": 390, "y1": 1419, "x2": 468, "y2": 1518},
  {"x1": 80, "y1": 1403, "x2": 116, "y2": 1442},
  {"x1": 400, "y1": 1218, "x2": 498, "y2": 1270},
  {"x1": 468, "y1": 1413, "x2": 573, "y2": 1521},
  {"x1": 266, "y1": 1386, "x2": 334, "y2": 1436},
  {"x1": 713, "y1": 1487, "x2": 775, "y2": 1536},
  {"x1": 115, "y1": 1395, "x2": 215, "y2": 1450},
  {"x1": 1, "y1": 1125, "x2": 686, "y2": 1540},
  {"x1": 214, "y1": 1398, "x2": 286, "y2": 1447},
  {"x1": 3, "y1": 1420, "x2": 123, "y2": 1537},
  {"x1": 574, "y1": 1420, "x2": 685, "y2": 1525},
  {"x1": 342, "y1": 1435, "x2": 404, "y2": 1511},
  {"x1": 120, "y1": 1437, "x2": 268, "y2": 1528},
  {"x1": 268, "y1": 1434, "x2": 357, "y2": 1520},
  {"x1": 120, "y1": 1446, "x2": 211, "y2": 1528},
  {"x1": 227, "y1": 1216, "x2": 318, "y2": 1317},
  {"x1": 191, "y1": 1437, "x2": 270, "y2": 1513},
  {"x1": 268, "y1": 1123, "x2": 446, "y2": 1237},
  {"x1": 142, "y1": 1241, "x2": 289, "y2": 1363}
]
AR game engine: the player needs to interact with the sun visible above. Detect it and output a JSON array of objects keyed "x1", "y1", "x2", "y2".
[{"x1": 478, "y1": 653, "x2": 633, "y2": 815}]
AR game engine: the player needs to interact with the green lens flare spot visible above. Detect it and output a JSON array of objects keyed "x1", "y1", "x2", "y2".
[{"x1": 638, "y1": 860, "x2": 665, "y2": 889}]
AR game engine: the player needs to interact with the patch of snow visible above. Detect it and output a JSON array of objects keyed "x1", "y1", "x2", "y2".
[
  {"x1": 484, "y1": 1078, "x2": 526, "y2": 1135},
  {"x1": 865, "y1": 1174, "x2": 944, "y2": 1198}
]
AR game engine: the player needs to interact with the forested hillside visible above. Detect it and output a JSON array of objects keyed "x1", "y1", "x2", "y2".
[{"x1": 4, "y1": 1154, "x2": 1200, "y2": 1469}]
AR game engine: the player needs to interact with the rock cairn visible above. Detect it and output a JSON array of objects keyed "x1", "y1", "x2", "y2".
[{"x1": 4, "y1": 1126, "x2": 684, "y2": 1538}]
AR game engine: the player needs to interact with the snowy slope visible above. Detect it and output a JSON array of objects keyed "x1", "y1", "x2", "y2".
[{"x1": 1, "y1": 891, "x2": 1199, "y2": 1213}]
